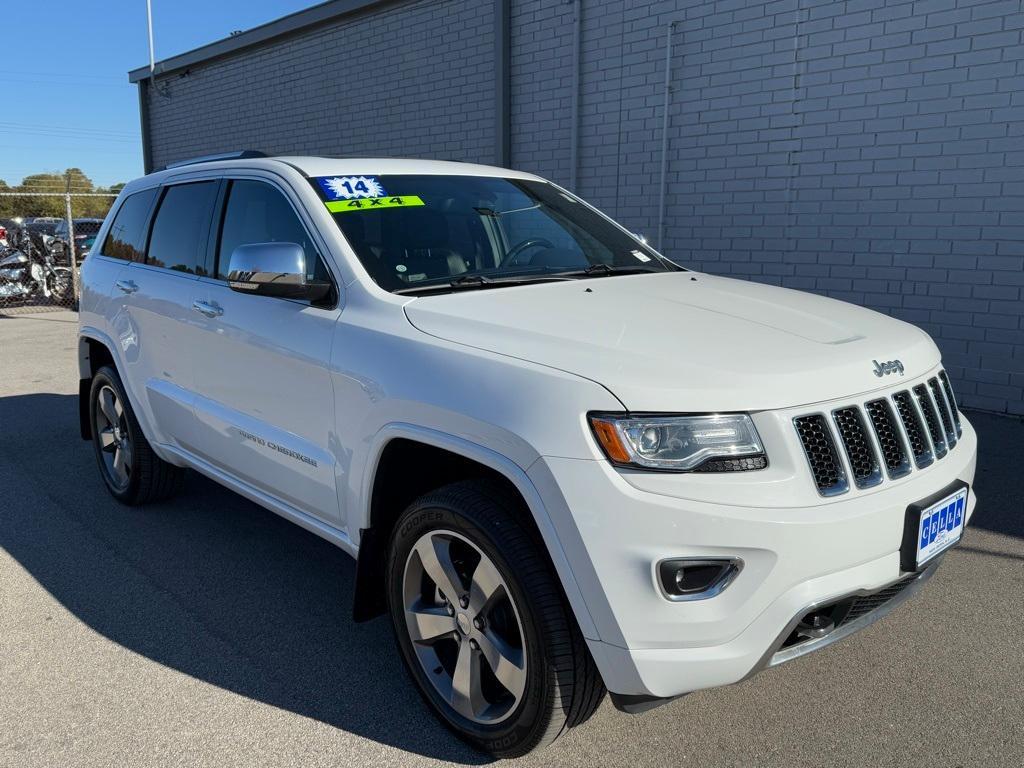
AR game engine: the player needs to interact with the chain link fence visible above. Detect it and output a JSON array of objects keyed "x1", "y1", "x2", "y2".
[{"x1": 0, "y1": 192, "x2": 116, "y2": 315}]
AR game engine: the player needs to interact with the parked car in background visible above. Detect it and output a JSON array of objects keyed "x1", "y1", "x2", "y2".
[
  {"x1": 54, "y1": 217, "x2": 103, "y2": 240},
  {"x1": 77, "y1": 155, "x2": 978, "y2": 757},
  {"x1": 54, "y1": 217, "x2": 104, "y2": 263},
  {"x1": 25, "y1": 218, "x2": 61, "y2": 237}
]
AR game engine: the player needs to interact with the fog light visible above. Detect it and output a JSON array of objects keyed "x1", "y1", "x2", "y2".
[
  {"x1": 795, "y1": 611, "x2": 835, "y2": 640},
  {"x1": 657, "y1": 558, "x2": 742, "y2": 601}
]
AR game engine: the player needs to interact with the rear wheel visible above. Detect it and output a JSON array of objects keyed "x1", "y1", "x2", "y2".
[
  {"x1": 386, "y1": 480, "x2": 604, "y2": 757},
  {"x1": 89, "y1": 365, "x2": 184, "y2": 505}
]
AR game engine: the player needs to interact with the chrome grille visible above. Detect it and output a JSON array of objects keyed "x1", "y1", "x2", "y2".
[
  {"x1": 938, "y1": 370, "x2": 962, "y2": 437},
  {"x1": 793, "y1": 415, "x2": 848, "y2": 496},
  {"x1": 893, "y1": 390, "x2": 933, "y2": 468},
  {"x1": 795, "y1": 369, "x2": 961, "y2": 496},
  {"x1": 914, "y1": 383, "x2": 947, "y2": 459},
  {"x1": 929, "y1": 376, "x2": 957, "y2": 448},
  {"x1": 832, "y1": 407, "x2": 882, "y2": 488},
  {"x1": 864, "y1": 398, "x2": 911, "y2": 479}
]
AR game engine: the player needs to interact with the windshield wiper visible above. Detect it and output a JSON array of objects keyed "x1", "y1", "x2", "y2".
[
  {"x1": 394, "y1": 273, "x2": 574, "y2": 296},
  {"x1": 450, "y1": 274, "x2": 493, "y2": 287},
  {"x1": 561, "y1": 264, "x2": 664, "y2": 278}
]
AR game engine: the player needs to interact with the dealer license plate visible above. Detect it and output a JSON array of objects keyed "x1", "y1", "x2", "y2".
[{"x1": 915, "y1": 487, "x2": 967, "y2": 567}]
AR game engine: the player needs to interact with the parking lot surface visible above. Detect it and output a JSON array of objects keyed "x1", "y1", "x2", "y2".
[{"x1": 1, "y1": 311, "x2": 1021, "y2": 767}]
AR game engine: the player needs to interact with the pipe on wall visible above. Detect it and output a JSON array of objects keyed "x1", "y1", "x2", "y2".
[
  {"x1": 138, "y1": 79, "x2": 153, "y2": 174},
  {"x1": 495, "y1": 0, "x2": 511, "y2": 167},
  {"x1": 657, "y1": 20, "x2": 678, "y2": 253},
  {"x1": 569, "y1": 0, "x2": 581, "y2": 190}
]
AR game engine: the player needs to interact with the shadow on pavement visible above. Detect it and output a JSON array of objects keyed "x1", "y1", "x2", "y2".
[
  {"x1": 961, "y1": 409, "x2": 1024, "y2": 541},
  {"x1": 0, "y1": 392, "x2": 489, "y2": 764},
  {"x1": 0, "y1": 392, "x2": 1020, "y2": 764}
]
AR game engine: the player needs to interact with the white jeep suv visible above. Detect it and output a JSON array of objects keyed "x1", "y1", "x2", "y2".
[{"x1": 78, "y1": 154, "x2": 977, "y2": 757}]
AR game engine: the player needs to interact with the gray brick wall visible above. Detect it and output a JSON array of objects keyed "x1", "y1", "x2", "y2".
[
  {"x1": 509, "y1": 1, "x2": 576, "y2": 183},
  {"x1": 143, "y1": 0, "x2": 1024, "y2": 414},
  {"x1": 145, "y1": 0, "x2": 496, "y2": 171},
  {"x1": 510, "y1": 0, "x2": 1024, "y2": 414}
]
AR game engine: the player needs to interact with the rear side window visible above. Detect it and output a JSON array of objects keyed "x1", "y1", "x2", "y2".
[
  {"x1": 101, "y1": 188, "x2": 158, "y2": 261},
  {"x1": 217, "y1": 180, "x2": 326, "y2": 282},
  {"x1": 146, "y1": 181, "x2": 219, "y2": 275}
]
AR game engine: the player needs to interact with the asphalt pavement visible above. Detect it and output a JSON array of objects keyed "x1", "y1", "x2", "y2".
[{"x1": 1, "y1": 310, "x2": 1021, "y2": 767}]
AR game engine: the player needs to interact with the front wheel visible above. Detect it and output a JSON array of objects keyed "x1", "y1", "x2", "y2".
[{"x1": 386, "y1": 480, "x2": 604, "y2": 757}]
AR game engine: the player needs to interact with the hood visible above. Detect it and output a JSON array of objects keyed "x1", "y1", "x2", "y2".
[{"x1": 403, "y1": 272, "x2": 940, "y2": 412}]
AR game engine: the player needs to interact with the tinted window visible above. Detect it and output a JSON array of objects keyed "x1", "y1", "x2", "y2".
[
  {"x1": 102, "y1": 188, "x2": 158, "y2": 261},
  {"x1": 319, "y1": 175, "x2": 672, "y2": 292},
  {"x1": 74, "y1": 220, "x2": 103, "y2": 237},
  {"x1": 217, "y1": 180, "x2": 327, "y2": 282},
  {"x1": 27, "y1": 220, "x2": 59, "y2": 236},
  {"x1": 145, "y1": 182, "x2": 218, "y2": 274}
]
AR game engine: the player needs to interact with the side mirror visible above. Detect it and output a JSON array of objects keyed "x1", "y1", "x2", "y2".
[{"x1": 226, "y1": 242, "x2": 331, "y2": 301}]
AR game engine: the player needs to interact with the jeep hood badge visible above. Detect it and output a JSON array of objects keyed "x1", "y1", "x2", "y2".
[{"x1": 872, "y1": 359, "x2": 905, "y2": 377}]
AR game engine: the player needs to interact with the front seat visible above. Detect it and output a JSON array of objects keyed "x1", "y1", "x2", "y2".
[{"x1": 393, "y1": 208, "x2": 468, "y2": 281}]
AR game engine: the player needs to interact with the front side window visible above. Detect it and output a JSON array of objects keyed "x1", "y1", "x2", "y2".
[
  {"x1": 314, "y1": 175, "x2": 677, "y2": 293},
  {"x1": 146, "y1": 181, "x2": 219, "y2": 274},
  {"x1": 101, "y1": 188, "x2": 158, "y2": 262},
  {"x1": 217, "y1": 180, "x2": 328, "y2": 283}
]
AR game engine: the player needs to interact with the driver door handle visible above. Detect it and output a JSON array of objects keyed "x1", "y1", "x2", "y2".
[
  {"x1": 192, "y1": 300, "x2": 223, "y2": 318},
  {"x1": 115, "y1": 279, "x2": 138, "y2": 294}
]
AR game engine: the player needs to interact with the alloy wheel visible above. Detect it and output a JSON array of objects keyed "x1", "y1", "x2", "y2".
[
  {"x1": 94, "y1": 384, "x2": 132, "y2": 489},
  {"x1": 402, "y1": 529, "x2": 527, "y2": 725}
]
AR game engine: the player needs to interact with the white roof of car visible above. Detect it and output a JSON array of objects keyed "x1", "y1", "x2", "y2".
[
  {"x1": 141, "y1": 155, "x2": 544, "y2": 185},
  {"x1": 276, "y1": 156, "x2": 544, "y2": 181}
]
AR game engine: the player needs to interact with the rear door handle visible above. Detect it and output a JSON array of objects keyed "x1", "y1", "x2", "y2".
[
  {"x1": 192, "y1": 300, "x2": 223, "y2": 318},
  {"x1": 115, "y1": 279, "x2": 138, "y2": 294}
]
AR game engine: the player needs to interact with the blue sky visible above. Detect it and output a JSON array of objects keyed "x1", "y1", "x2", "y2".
[{"x1": 0, "y1": 0, "x2": 315, "y2": 188}]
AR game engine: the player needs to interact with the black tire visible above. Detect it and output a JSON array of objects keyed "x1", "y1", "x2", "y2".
[
  {"x1": 48, "y1": 268, "x2": 73, "y2": 305},
  {"x1": 386, "y1": 479, "x2": 604, "y2": 758},
  {"x1": 89, "y1": 365, "x2": 184, "y2": 505}
]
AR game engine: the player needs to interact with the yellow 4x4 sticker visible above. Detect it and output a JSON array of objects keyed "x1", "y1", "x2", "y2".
[{"x1": 326, "y1": 195, "x2": 424, "y2": 213}]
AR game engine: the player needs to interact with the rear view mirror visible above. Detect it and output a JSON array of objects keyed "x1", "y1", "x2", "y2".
[{"x1": 226, "y1": 242, "x2": 331, "y2": 301}]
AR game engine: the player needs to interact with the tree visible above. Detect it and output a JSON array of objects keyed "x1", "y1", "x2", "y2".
[
  {"x1": 0, "y1": 178, "x2": 19, "y2": 218},
  {"x1": 0, "y1": 169, "x2": 124, "y2": 220}
]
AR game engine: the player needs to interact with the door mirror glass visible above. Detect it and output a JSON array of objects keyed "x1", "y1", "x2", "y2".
[{"x1": 226, "y1": 242, "x2": 331, "y2": 301}]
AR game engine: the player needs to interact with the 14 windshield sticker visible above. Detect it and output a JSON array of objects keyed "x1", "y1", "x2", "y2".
[
  {"x1": 317, "y1": 176, "x2": 386, "y2": 200},
  {"x1": 316, "y1": 175, "x2": 425, "y2": 213}
]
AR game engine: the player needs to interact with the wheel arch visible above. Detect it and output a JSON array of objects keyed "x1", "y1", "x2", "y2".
[
  {"x1": 352, "y1": 424, "x2": 599, "y2": 642},
  {"x1": 77, "y1": 329, "x2": 118, "y2": 440}
]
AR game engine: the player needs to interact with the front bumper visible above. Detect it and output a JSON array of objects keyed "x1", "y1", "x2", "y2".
[{"x1": 527, "y1": 415, "x2": 977, "y2": 700}]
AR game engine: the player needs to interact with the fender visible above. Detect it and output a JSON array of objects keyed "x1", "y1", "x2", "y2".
[
  {"x1": 77, "y1": 326, "x2": 166, "y2": 457},
  {"x1": 77, "y1": 327, "x2": 121, "y2": 440},
  {"x1": 354, "y1": 422, "x2": 601, "y2": 641},
  {"x1": 78, "y1": 325, "x2": 118, "y2": 378}
]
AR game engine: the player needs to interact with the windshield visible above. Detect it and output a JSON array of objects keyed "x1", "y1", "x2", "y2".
[
  {"x1": 27, "y1": 221, "x2": 58, "y2": 235},
  {"x1": 313, "y1": 175, "x2": 678, "y2": 292}
]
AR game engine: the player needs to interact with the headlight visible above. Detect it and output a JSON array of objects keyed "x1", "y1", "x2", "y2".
[{"x1": 588, "y1": 413, "x2": 766, "y2": 472}]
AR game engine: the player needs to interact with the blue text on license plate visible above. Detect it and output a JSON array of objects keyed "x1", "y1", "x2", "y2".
[{"x1": 917, "y1": 488, "x2": 967, "y2": 566}]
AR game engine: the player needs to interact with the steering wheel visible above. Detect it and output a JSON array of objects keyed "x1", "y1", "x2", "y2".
[{"x1": 500, "y1": 238, "x2": 555, "y2": 267}]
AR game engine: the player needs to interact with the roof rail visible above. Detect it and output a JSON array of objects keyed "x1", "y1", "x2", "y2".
[{"x1": 160, "y1": 150, "x2": 268, "y2": 171}]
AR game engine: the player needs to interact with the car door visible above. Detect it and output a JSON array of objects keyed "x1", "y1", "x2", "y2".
[
  {"x1": 188, "y1": 176, "x2": 343, "y2": 527},
  {"x1": 108, "y1": 181, "x2": 218, "y2": 451}
]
